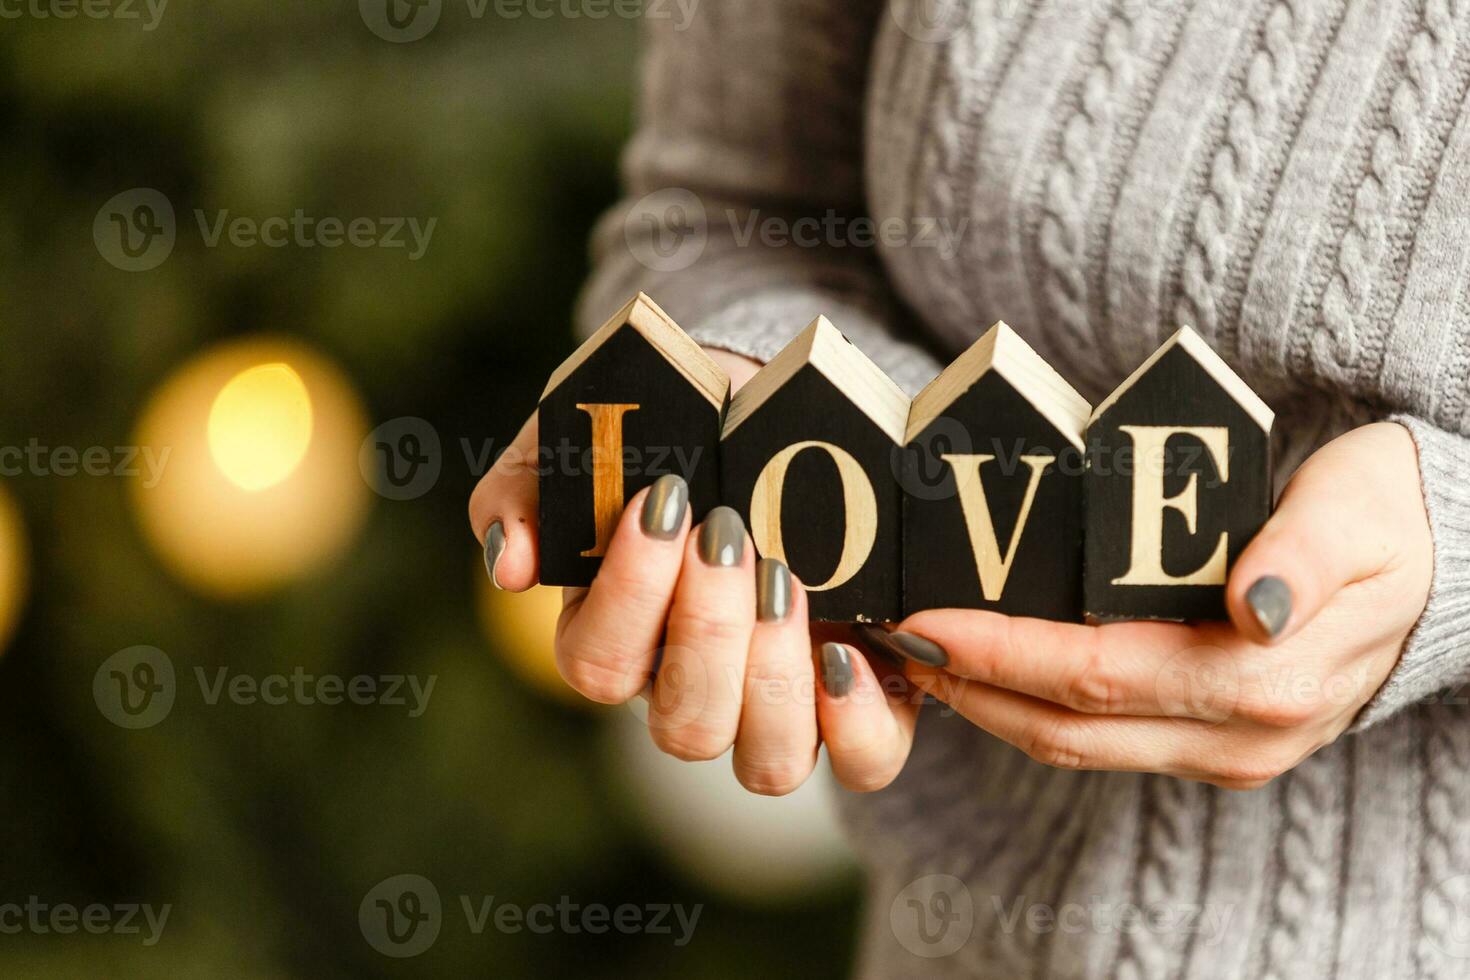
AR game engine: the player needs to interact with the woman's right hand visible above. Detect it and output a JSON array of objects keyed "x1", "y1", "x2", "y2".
[{"x1": 468, "y1": 351, "x2": 918, "y2": 796}]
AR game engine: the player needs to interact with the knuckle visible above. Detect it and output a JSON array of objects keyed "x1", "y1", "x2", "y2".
[
  {"x1": 651, "y1": 720, "x2": 734, "y2": 762},
  {"x1": 1240, "y1": 688, "x2": 1320, "y2": 730},
  {"x1": 742, "y1": 658, "x2": 810, "y2": 706},
  {"x1": 733, "y1": 755, "x2": 813, "y2": 797},
  {"x1": 1020, "y1": 716, "x2": 1091, "y2": 771},
  {"x1": 835, "y1": 756, "x2": 904, "y2": 793},
  {"x1": 667, "y1": 605, "x2": 750, "y2": 648},
  {"x1": 555, "y1": 642, "x2": 646, "y2": 705},
  {"x1": 1065, "y1": 642, "x2": 1122, "y2": 715}
]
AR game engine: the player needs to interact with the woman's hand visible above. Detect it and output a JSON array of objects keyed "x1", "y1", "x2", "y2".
[
  {"x1": 469, "y1": 349, "x2": 918, "y2": 795},
  {"x1": 894, "y1": 422, "x2": 1434, "y2": 790}
]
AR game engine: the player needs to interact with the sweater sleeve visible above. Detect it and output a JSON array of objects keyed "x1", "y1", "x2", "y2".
[
  {"x1": 1352, "y1": 415, "x2": 1470, "y2": 729},
  {"x1": 575, "y1": 0, "x2": 943, "y2": 395}
]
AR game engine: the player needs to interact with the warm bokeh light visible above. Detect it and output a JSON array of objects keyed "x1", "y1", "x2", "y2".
[
  {"x1": 605, "y1": 708, "x2": 855, "y2": 903},
  {"x1": 207, "y1": 362, "x2": 314, "y2": 492},
  {"x1": 130, "y1": 337, "x2": 370, "y2": 598},
  {"x1": 476, "y1": 569, "x2": 590, "y2": 708},
  {"x1": 0, "y1": 484, "x2": 28, "y2": 655}
]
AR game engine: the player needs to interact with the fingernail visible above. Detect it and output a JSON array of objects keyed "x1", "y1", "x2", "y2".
[
  {"x1": 641, "y1": 474, "x2": 689, "y2": 540},
  {"x1": 698, "y1": 506, "x2": 745, "y2": 567},
  {"x1": 484, "y1": 520, "x2": 506, "y2": 589},
  {"x1": 888, "y1": 632, "x2": 949, "y2": 668},
  {"x1": 1246, "y1": 575, "x2": 1293, "y2": 638},
  {"x1": 821, "y1": 642, "x2": 854, "y2": 699},
  {"x1": 757, "y1": 558, "x2": 792, "y2": 622},
  {"x1": 853, "y1": 624, "x2": 905, "y2": 666}
]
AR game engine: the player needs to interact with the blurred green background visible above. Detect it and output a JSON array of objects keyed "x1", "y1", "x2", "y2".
[{"x1": 0, "y1": 2, "x2": 861, "y2": 975}]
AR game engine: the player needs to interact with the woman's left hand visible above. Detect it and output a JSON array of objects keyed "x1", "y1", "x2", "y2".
[{"x1": 897, "y1": 422, "x2": 1434, "y2": 790}]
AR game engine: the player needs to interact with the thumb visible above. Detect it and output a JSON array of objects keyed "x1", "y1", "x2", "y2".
[
  {"x1": 1226, "y1": 422, "x2": 1424, "y2": 644},
  {"x1": 468, "y1": 412, "x2": 540, "y2": 592}
]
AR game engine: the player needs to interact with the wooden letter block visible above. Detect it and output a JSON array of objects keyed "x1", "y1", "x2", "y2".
[
  {"x1": 538, "y1": 293, "x2": 729, "y2": 586},
  {"x1": 902, "y1": 323, "x2": 1090, "y2": 619},
  {"x1": 721, "y1": 317, "x2": 908, "y2": 623},
  {"x1": 1084, "y1": 327, "x2": 1273, "y2": 621}
]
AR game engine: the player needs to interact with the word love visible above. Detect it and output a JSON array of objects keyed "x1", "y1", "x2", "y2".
[{"x1": 537, "y1": 294, "x2": 1273, "y2": 623}]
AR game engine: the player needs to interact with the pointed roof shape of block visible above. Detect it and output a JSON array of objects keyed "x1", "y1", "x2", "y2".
[
  {"x1": 540, "y1": 292, "x2": 729, "y2": 411},
  {"x1": 905, "y1": 321, "x2": 1092, "y2": 450},
  {"x1": 1091, "y1": 326, "x2": 1274, "y2": 432},
  {"x1": 723, "y1": 316, "x2": 911, "y2": 445}
]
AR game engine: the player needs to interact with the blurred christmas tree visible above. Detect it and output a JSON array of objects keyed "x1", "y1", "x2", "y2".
[{"x1": 0, "y1": 5, "x2": 858, "y2": 976}]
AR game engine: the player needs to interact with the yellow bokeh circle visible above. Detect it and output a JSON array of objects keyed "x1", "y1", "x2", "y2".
[
  {"x1": 0, "y1": 484, "x2": 28, "y2": 654},
  {"x1": 131, "y1": 337, "x2": 371, "y2": 598},
  {"x1": 475, "y1": 568, "x2": 590, "y2": 708}
]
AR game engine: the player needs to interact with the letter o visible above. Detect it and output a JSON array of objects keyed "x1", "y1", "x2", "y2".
[{"x1": 748, "y1": 440, "x2": 876, "y2": 592}]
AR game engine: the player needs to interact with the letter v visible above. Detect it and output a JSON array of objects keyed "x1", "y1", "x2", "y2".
[{"x1": 940, "y1": 453, "x2": 1053, "y2": 602}]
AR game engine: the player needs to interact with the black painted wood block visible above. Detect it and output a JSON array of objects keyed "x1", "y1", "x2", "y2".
[
  {"x1": 902, "y1": 323, "x2": 1090, "y2": 619},
  {"x1": 1084, "y1": 327, "x2": 1274, "y2": 621},
  {"x1": 721, "y1": 317, "x2": 909, "y2": 623},
  {"x1": 538, "y1": 293, "x2": 729, "y2": 586}
]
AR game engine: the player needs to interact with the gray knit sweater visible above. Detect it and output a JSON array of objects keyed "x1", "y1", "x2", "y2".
[{"x1": 576, "y1": 1, "x2": 1470, "y2": 976}]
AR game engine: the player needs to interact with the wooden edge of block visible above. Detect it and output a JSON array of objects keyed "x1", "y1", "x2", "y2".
[
  {"x1": 1089, "y1": 326, "x2": 1274, "y2": 433},
  {"x1": 540, "y1": 293, "x2": 731, "y2": 412},
  {"x1": 723, "y1": 316, "x2": 911, "y2": 446},
  {"x1": 904, "y1": 322, "x2": 1090, "y2": 451}
]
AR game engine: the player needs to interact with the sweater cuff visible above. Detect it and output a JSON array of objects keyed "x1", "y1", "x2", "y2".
[
  {"x1": 680, "y1": 288, "x2": 943, "y2": 397},
  {"x1": 1352, "y1": 415, "x2": 1470, "y2": 729}
]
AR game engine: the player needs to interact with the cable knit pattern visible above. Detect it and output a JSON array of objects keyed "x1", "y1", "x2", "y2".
[
  {"x1": 1112, "y1": 780, "x2": 1207, "y2": 980},
  {"x1": 579, "y1": 2, "x2": 1470, "y2": 976},
  {"x1": 1308, "y1": 0, "x2": 1460, "y2": 382},
  {"x1": 1175, "y1": 0, "x2": 1306, "y2": 346},
  {"x1": 1034, "y1": 6, "x2": 1140, "y2": 361}
]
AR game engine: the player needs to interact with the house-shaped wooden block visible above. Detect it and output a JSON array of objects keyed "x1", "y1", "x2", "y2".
[
  {"x1": 721, "y1": 317, "x2": 909, "y2": 623},
  {"x1": 903, "y1": 322, "x2": 1090, "y2": 620},
  {"x1": 538, "y1": 293, "x2": 730, "y2": 586},
  {"x1": 1084, "y1": 327, "x2": 1273, "y2": 621}
]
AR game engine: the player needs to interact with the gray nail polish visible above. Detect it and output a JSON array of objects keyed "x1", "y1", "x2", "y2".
[
  {"x1": 853, "y1": 624, "x2": 906, "y2": 667},
  {"x1": 1246, "y1": 575, "x2": 1293, "y2": 638},
  {"x1": 757, "y1": 558, "x2": 792, "y2": 622},
  {"x1": 821, "y1": 643, "x2": 854, "y2": 698},
  {"x1": 484, "y1": 520, "x2": 506, "y2": 589},
  {"x1": 641, "y1": 474, "x2": 689, "y2": 540},
  {"x1": 889, "y1": 632, "x2": 949, "y2": 667},
  {"x1": 698, "y1": 506, "x2": 745, "y2": 567}
]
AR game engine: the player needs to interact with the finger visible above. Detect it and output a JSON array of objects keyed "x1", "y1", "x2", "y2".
[
  {"x1": 468, "y1": 413, "x2": 540, "y2": 592},
  {"x1": 731, "y1": 562, "x2": 819, "y2": 796},
  {"x1": 555, "y1": 475, "x2": 691, "y2": 704},
  {"x1": 894, "y1": 610, "x2": 1245, "y2": 721},
  {"x1": 1227, "y1": 422, "x2": 1425, "y2": 644},
  {"x1": 649, "y1": 507, "x2": 757, "y2": 762},
  {"x1": 906, "y1": 669, "x2": 1272, "y2": 787},
  {"x1": 817, "y1": 639, "x2": 919, "y2": 793}
]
